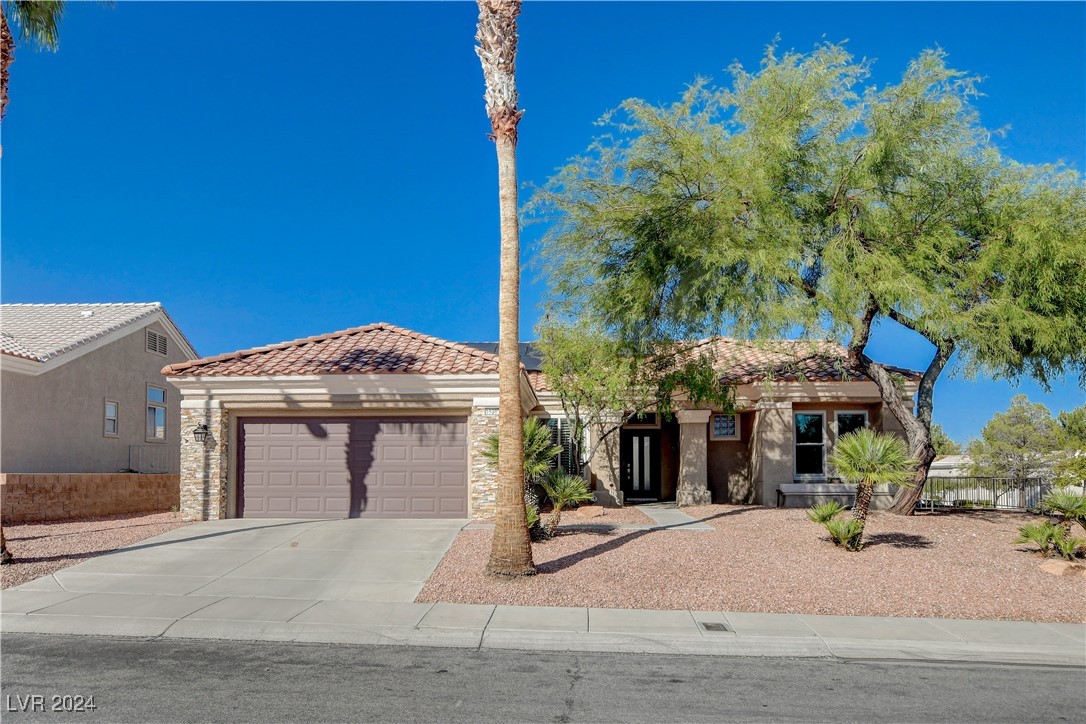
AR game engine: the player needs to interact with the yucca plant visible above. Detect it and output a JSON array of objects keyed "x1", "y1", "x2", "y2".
[
  {"x1": 538, "y1": 469, "x2": 594, "y2": 536},
  {"x1": 1041, "y1": 488, "x2": 1086, "y2": 533},
  {"x1": 824, "y1": 518, "x2": 866, "y2": 550},
  {"x1": 828, "y1": 429, "x2": 916, "y2": 551},
  {"x1": 1013, "y1": 521, "x2": 1062, "y2": 557},
  {"x1": 807, "y1": 501, "x2": 846, "y2": 525}
]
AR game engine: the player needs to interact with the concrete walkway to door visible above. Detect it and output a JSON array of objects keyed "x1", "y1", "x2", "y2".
[{"x1": 4, "y1": 518, "x2": 466, "y2": 603}]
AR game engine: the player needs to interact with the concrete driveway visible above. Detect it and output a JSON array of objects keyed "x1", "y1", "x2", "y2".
[{"x1": 8, "y1": 518, "x2": 466, "y2": 602}]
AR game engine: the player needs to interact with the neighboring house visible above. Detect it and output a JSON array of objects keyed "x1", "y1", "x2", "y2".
[
  {"x1": 1, "y1": 303, "x2": 198, "y2": 474},
  {"x1": 164, "y1": 322, "x2": 920, "y2": 522},
  {"x1": 928, "y1": 455, "x2": 973, "y2": 478}
]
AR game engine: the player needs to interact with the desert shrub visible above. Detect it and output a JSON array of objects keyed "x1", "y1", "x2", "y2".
[
  {"x1": 806, "y1": 501, "x2": 846, "y2": 524},
  {"x1": 1042, "y1": 488, "x2": 1086, "y2": 532},
  {"x1": 539, "y1": 470, "x2": 594, "y2": 535},
  {"x1": 954, "y1": 499, "x2": 975, "y2": 508},
  {"x1": 1013, "y1": 521, "x2": 1063, "y2": 557},
  {"x1": 823, "y1": 518, "x2": 866, "y2": 551},
  {"x1": 1052, "y1": 529, "x2": 1085, "y2": 560}
]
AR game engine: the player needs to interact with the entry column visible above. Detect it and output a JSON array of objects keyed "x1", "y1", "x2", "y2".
[{"x1": 675, "y1": 409, "x2": 712, "y2": 507}]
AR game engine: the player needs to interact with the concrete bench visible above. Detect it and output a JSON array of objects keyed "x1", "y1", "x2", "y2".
[{"x1": 777, "y1": 483, "x2": 856, "y2": 508}]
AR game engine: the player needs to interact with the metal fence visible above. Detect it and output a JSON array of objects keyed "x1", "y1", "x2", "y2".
[
  {"x1": 920, "y1": 476, "x2": 1050, "y2": 512},
  {"x1": 128, "y1": 445, "x2": 180, "y2": 474}
]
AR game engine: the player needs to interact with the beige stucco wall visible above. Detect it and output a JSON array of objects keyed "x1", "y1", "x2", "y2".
[
  {"x1": 1, "y1": 321, "x2": 190, "y2": 474},
  {"x1": 706, "y1": 411, "x2": 757, "y2": 504}
]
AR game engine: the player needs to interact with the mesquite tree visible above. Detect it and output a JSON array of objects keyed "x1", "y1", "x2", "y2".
[
  {"x1": 476, "y1": 0, "x2": 534, "y2": 575},
  {"x1": 534, "y1": 42, "x2": 1086, "y2": 514}
]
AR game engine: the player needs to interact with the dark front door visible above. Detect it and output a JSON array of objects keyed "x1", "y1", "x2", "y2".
[{"x1": 621, "y1": 429, "x2": 661, "y2": 501}]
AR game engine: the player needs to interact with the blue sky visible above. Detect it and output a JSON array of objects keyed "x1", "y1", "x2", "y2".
[{"x1": 2, "y1": 1, "x2": 1083, "y2": 443}]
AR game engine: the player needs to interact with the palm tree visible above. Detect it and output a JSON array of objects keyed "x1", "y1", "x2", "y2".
[
  {"x1": 476, "y1": 0, "x2": 533, "y2": 576},
  {"x1": 828, "y1": 428, "x2": 916, "y2": 550},
  {"x1": 538, "y1": 470, "x2": 593, "y2": 536},
  {"x1": 480, "y1": 416, "x2": 563, "y2": 492},
  {"x1": 1, "y1": 0, "x2": 66, "y2": 121}
]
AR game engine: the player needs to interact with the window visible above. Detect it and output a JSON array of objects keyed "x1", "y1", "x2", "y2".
[
  {"x1": 710, "y1": 413, "x2": 740, "y2": 441},
  {"x1": 794, "y1": 412, "x2": 825, "y2": 478},
  {"x1": 836, "y1": 411, "x2": 868, "y2": 439},
  {"x1": 544, "y1": 417, "x2": 580, "y2": 474},
  {"x1": 104, "y1": 400, "x2": 119, "y2": 437},
  {"x1": 625, "y1": 412, "x2": 658, "y2": 427},
  {"x1": 145, "y1": 329, "x2": 167, "y2": 356},
  {"x1": 146, "y1": 385, "x2": 167, "y2": 441}
]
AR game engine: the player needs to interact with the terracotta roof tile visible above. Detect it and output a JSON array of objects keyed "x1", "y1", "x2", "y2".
[
  {"x1": 524, "y1": 337, "x2": 920, "y2": 392},
  {"x1": 163, "y1": 323, "x2": 503, "y2": 377},
  {"x1": 697, "y1": 337, "x2": 921, "y2": 384}
]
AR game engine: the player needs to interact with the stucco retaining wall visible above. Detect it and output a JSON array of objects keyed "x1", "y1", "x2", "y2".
[{"x1": 0, "y1": 472, "x2": 180, "y2": 524}]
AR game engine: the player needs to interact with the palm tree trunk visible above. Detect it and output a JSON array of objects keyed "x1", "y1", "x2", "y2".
[
  {"x1": 477, "y1": 0, "x2": 534, "y2": 576},
  {"x1": 849, "y1": 482, "x2": 874, "y2": 549},
  {"x1": 1, "y1": 6, "x2": 14, "y2": 123}
]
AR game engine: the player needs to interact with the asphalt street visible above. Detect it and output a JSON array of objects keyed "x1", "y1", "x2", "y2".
[{"x1": 1, "y1": 633, "x2": 1083, "y2": 723}]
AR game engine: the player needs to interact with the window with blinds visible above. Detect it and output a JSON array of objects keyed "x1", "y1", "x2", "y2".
[
  {"x1": 544, "y1": 417, "x2": 580, "y2": 474},
  {"x1": 146, "y1": 329, "x2": 168, "y2": 355}
]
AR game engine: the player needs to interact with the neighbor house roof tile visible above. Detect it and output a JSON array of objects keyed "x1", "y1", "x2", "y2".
[
  {"x1": 163, "y1": 323, "x2": 504, "y2": 377},
  {"x1": 0, "y1": 303, "x2": 183, "y2": 362}
]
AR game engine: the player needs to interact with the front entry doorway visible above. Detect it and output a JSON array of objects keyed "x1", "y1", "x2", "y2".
[{"x1": 620, "y1": 429, "x2": 661, "y2": 501}]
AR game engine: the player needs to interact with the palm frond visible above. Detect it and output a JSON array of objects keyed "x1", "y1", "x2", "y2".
[
  {"x1": 828, "y1": 428, "x2": 917, "y2": 488},
  {"x1": 5, "y1": 0, "x2": 64, "y2": 51}
]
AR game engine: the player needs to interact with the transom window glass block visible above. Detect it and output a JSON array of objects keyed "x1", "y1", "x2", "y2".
[{"x1": 712, "y1": 414, "x2": 738, "y2": 439}]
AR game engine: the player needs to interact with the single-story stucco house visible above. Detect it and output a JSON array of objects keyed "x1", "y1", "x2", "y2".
[
  {"x1": 1, "y1": 302, "x2": 198, "y2": 474},
  {"x1": 163, "y1": 322, "x2": 920, "y2": 522}
]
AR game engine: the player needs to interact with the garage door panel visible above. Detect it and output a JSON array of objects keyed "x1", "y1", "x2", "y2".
[{"x1": 240, "y1": 417, "x2": 467, "y2": 519}]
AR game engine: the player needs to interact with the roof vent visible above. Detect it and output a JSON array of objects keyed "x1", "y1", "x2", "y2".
[{"x1": 80, "y1": 310, "x2": 94, "y2": 318}]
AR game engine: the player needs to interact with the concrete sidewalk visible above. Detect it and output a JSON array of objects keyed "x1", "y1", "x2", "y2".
[{"x1": 3, "y1": 589, "x2": 1082, "y2": 667}]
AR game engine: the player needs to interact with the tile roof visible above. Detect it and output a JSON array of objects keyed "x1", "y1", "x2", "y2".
[
  {"x1": 0, "y1": 303, "x2": 174, "y2": 362},
  {"x1": 522, "y1": 337, "x2": 921, "y2": 393},
  {"x1": 696, "y1": 337, "x2": 921, "y2": 384},
  {"x1": 163, "y1": 323, "x2": 504, "y2": 377}
]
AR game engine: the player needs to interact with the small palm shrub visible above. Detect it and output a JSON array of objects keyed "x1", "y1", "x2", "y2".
[
  {"x1": 807, "y1": 501, "x2": 846, "y2": 525},
  {"x1": 824, "y1": 518, "x2": 866, "y2": 551},
  {"x1": 1052, "y1": 529, "x2": 1086, "y2": 561},
  {"x1": 1042, "y1": 488, "x2": 1086, "y2": 532},
  {"x1": 827, "y1": 429, "x2": 916, "y2": 550},
  {"x1": 1013, "y1": 521, "x2": 1063, "y2": 557},
  {"x1": 539, "y1": 470, "x2": 594, "y2": 536},
  {"x1": 482, "y1": 417, "x2": 562, "y2": 537}
]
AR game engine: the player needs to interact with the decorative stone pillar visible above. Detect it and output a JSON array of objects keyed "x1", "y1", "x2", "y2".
[
  {"x1": 676, "y1": 409, "x2": 712, "y2": 507},
  {"x1": 179, "y1": 401, "x2": 229, "y2": 521},
  {"x1": 467, "y1": 403, "x2": 500, "y2": 519}
]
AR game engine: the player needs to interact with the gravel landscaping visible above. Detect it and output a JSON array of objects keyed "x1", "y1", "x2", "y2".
[
  {"x1": 476, "y1": 505, "x2": 654, "y2": 527},
  {"x1": 417, "y1": 504, "x2": 1086, "y2": 623},
  {"x1": 1, "y1": 512, "x2": 193, "y2": 590}
]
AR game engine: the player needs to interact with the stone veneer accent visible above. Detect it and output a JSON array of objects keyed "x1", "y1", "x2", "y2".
[
  {"x1": 0, "y1": 473, "x2": 180, "y2": 524},
  {"x1": 179, "y1": 405, "x2": 229, "y2": 521},
  {"x1": 467, "y1": 405, "x2": 500, "y2": 519}
]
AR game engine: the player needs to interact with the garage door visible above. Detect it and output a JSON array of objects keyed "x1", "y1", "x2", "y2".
[{"x1": 238, "y1": 417, "x2": 468, "y2": 519}]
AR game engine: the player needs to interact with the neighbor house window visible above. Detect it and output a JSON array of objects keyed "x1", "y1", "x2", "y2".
[
  {"x1": 836, "y1": 411, "x2": 868, "y2": 439},
  {"x1": 146, "y1": 385, "x2": 167, "y2": 441},
  {"x1": 145, "y1": 329, "x2": 167, "y2": 356},
  {"x1": 710, "y1": 413, "x2": 740, "y2": 441},
  {"x1": 794, "y1": 412, "x2": 825, "y2": 478},
  {"x1": 104, "y1": 400, "x2": 119, "y2": 438}
]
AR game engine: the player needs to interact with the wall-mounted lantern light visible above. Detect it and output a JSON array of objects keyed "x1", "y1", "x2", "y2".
[{"x1": 192, "y1": 424, "x2": 210, "y2": 444}]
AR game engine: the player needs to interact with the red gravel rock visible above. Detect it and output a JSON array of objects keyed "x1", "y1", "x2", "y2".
[
  {"x1": 1, "y1": 512, "x2": 193, "y2": 590},
  {"x1": 477, "y1": 506, "x2": 654, "y2": 527},
  {"x1": 417, "y1": 505, "x2": 1086, "y2": 623}
]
